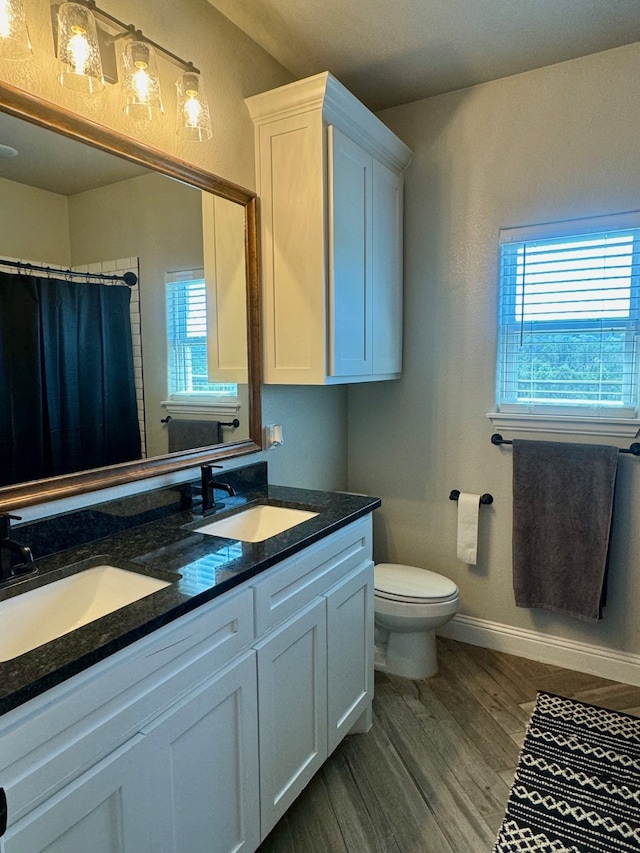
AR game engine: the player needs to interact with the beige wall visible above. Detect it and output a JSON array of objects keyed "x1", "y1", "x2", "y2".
[
  {"x1": 0, "y1": 0, "x2": 349, "y2": 499},
  {"x1": 0, "y1": 177, "x2": 70, "y2": 264},
  {"x1": 349, "y1": 42, "x2": 640, "y2": 654}
]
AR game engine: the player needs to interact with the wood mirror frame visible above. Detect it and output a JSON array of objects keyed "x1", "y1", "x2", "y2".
[{"x1": 0, "y1": 80, "x2": 262, "y2": 511}]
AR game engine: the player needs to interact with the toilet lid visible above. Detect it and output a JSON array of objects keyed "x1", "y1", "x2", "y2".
[{"x1": 374, "y1": 563, "x2": 459, "y2": 604}]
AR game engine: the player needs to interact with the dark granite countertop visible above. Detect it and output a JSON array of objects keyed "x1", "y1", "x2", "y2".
[{"x1": 0, "y1": 472, "x2": 380, "y2": 716}]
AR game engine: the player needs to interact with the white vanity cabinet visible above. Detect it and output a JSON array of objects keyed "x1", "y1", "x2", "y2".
[
  {"x1": 256, "y1": 598, "x2": 328, "y2": 834},
  {"x1": 0, "y1": 513, "x2": 375, "y2": 853},
  {"x1": 245, "y1": 72, "x2": 412, "y2": 385},
  {"x1": 0, "y1": 585, "x2": 257, "y2": 853},
  {"x1": 143, "y1": 650, "x2": 260, "y2": 853},
  {"x1": 252, "y1": 516, "x2": 374, "y2": 836},
  {"x1": 325, "y1": 562, "x2": 375, "y2": 754}
]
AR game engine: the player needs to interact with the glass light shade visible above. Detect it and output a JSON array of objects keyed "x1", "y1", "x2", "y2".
[
  {"x1": 122, "y1": 40, "x2": 163, "y2": 121},
  {"x1": 0, "y1": 0, "x2": 31, "y2": 60},
  {"x1": 177, "y1": 71, "x2": 212, "y2": 142},
  {"x1": 56, "y1": 2, "x2": 104, "y2": 93}
]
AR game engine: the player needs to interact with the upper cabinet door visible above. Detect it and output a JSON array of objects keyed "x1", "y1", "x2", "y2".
[
  {"x1": 371, "y1": 159, "x2": 404, "y2": 376},
  {"x1": 257, "y1": 110, "x2": 327, "y2": 383},
  {"x1": 328, "y1": 126, "x2": 373, "y2": 378},
  {"x1": 203, "y1": 194, "x2": 249, "y2": 384}
]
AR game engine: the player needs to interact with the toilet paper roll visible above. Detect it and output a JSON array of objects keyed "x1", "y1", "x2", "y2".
[{"x1": 456, "y1": 492, "x2": 481, "y2": 565}]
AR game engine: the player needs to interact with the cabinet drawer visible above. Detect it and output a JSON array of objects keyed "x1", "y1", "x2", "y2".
[
  {"x1": 0, "y1": 585, "x2": 254, "y2": 825},
  {"x1": 252, "y1": 516, "x2": 372, "y2": 636}
]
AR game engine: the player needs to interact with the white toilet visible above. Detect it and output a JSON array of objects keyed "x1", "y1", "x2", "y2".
[{"x1": 374, "y1": 563, "x2": 460, "y2": 679}]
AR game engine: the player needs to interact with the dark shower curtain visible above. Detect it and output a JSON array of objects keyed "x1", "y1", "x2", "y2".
[{"x1": 0, "y1": 271, "x2": 141, "y2": 486}]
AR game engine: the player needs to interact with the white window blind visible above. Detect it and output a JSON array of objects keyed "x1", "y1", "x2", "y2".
[
  {"x1": 166, "y1": 270, "x2": 237, "y2": 397},
  {"x1": 497, "y1": 215, "x2": 640, "y2": 418}
]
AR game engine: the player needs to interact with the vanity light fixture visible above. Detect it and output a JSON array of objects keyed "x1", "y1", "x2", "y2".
[
  {"x1": 48, "y1": 0, "x2": 211, "y2": 139},
  {"x1": 56, "y1": 1, "x2": 104, "y2": 93},
  {"x1": 177, "y1": 70, "x2": 212, "y2": 142},
  {"x1": 0, "y1": 0, "x2": 32, "y2": 61},
  {"x1": 122, "y1": 38, "x2": 163, "y2": 120}
]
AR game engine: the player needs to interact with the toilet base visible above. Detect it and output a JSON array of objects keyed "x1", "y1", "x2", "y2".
[{"x1": 374, "y1": 626, "x2": 438, "y2": 679}]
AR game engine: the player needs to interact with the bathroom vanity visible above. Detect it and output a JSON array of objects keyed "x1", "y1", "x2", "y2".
[{"x1": 0, "y1": 466, "x2": 379, "y2": 853}]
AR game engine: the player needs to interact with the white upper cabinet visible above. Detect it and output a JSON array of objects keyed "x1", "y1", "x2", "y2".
[
  {"x1": 246, "y1": 72, "x2": 412, "y2": 384},
  {"x1": 202, "y1": 194, "x2": 248, "y2": 384}
]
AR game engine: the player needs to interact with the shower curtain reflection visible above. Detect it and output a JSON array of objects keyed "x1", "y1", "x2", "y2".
[{"x1": 0, "y1": 271, "x2": 141, "y2": 486}]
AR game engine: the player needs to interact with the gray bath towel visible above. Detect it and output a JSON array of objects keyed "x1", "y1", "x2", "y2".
[
  {"x1": 167, "y1": 419, "x2": 223, "y2": 452},
  {"x1": 512, "y1": 440, "x2": 618, "y2": 622}
]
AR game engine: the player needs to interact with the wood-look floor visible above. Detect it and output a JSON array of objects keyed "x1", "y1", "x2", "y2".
[{"x1": 257, "y1": 637, "x2": 640, "y2": 853}]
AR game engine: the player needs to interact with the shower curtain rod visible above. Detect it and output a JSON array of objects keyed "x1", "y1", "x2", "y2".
[{"x1": 0, "y1": 258, "x2": 137, "y2": 286}]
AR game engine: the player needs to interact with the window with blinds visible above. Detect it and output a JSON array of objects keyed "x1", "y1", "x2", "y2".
[
  {"x1": 166, "y1": 270, "x2": 237, "y2": 397},
  {"x1": 497, "y1": 215, "x2": 640, "y2": 418}
]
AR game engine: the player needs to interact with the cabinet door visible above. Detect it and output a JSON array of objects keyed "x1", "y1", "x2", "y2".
[
  {"x1": 203, "y1": 193, "x2": 249, "y2": 383},
  {"x1": 371, "y1": 158, "x2": 403, "y2": 375},
  {"x1": 326, "y1": 561, "x2": 375, "y2": 753},
  {"x1": 143, "y1": 650, "x2": 260, "y2": 853},
  {"x1": 328, "y1": 125, "x2": 373, "y2": 377},
  {"x1": 258, "y1": 110, "x2": 327, "y2": 383},
  {"x1": 256, "y1": 598, "x2": 327, "y2": 838},
  {"x1": 2, "y1": 736, "x2": 149, "y2": 853}
]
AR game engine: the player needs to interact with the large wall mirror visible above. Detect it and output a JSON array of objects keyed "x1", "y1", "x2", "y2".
[{"x1": 0, "y1": 81, "x2": 261, "y2": 511}]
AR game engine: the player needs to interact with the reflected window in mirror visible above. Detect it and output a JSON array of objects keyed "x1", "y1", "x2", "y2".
[{"x1": 165, "y1": 268, "x2": 238, "y2": 398}]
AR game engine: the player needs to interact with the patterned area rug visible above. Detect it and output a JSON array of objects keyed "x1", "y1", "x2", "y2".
[{"x1": 494, "y1": 691, "x2": 640, "y2": 853}]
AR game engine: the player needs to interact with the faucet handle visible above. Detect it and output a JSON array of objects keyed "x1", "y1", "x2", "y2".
[
  {"x1": 0, "y1": 512, "x2": 22, "y2": 540},
  {"x1": 0, "y1": 513, "x2": 21, "y2": 539}
]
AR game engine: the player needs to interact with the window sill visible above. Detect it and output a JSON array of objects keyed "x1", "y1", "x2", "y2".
[
  {"x1": 161, "y1": 399, "x2": 241, "y2": 422},
  {"x1": 486, "y1": 412, "x2": 640, "y2": 438}
]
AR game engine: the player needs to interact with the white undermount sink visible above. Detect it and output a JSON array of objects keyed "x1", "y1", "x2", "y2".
[
  {"x1": 194, "y1": 504, "x2": 318, "y2": 542},
  {"x1": 0, "y1": 565, "x2": 171, "y2": 662}
]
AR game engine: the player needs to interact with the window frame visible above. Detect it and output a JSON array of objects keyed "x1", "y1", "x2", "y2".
[
  {"x1": 165, "y1": 268, "x2": 239, "y2": 404},
  {"x1": 488, "y1": 211, "x2": 640, "y2": 437}
]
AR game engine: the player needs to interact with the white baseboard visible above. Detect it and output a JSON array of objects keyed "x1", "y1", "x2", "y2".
[{"x1": 438, "y1": 614, "x2": 640, "y2": 687}]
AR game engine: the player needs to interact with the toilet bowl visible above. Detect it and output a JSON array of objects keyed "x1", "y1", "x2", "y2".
[{"x1": 374, "y1": 563, "x2": 459, "y2": 679}]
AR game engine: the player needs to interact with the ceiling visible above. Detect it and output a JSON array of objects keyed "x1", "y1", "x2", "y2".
[
  {"x1": 0, "y1": 112, "x2": 149, "y2": 196},
  {"x1": 207, "y1": 0, "x2": 640, "y2": 111}
]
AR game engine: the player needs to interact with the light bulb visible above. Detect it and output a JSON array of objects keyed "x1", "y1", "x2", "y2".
[
  {"x1": 67, "y1": 27, "x2": 90, "y2": 76},
  {"x1": 123, "y1": 40, "x2": 163, "y2": 121},
  {"x1": 177, "y1": 71, "x2": 212, "y2": 142},
  {"x1": 133, "y1": 65, "x2": 151, "y2": 101},
  {"x1": 184, "y1": 90, "x2": 202, "y2": 127}
]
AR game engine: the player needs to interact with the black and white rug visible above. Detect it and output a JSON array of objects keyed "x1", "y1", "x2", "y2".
[{"x1": 494, "y1": 691, "x2": 640, "y2": 853}]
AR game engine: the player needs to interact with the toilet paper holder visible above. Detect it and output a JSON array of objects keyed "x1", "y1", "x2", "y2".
[{"x1": 449, "y1": 490, "x2": 493, "y2": 505}]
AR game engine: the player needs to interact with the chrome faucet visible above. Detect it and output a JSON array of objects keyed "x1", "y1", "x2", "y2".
[
  {"x1": 200, "y1": 465, "x2": 236, "y2": 515},
  {"x1": 0, "y1": 514, "x2": 35, "y2": 583}
]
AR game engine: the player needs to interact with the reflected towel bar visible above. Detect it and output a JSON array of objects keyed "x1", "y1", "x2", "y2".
[
  {"x1": 491, "y1": 433, "x2": 640, "y2": 455},
  {"x1": 449, "y1": 490, "x2": 493, "y2": 505},
  {"x1": 161, "y1": 415, "x2": 240, "y2": 428}
]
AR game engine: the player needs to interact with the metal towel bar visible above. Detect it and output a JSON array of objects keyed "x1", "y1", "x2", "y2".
[
  {"x1": 491, "y1": 433, "x2": 640, "y2": 455},
  {"x1": 161, "y1": 415, "x2": 240, "y2": 428}
]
